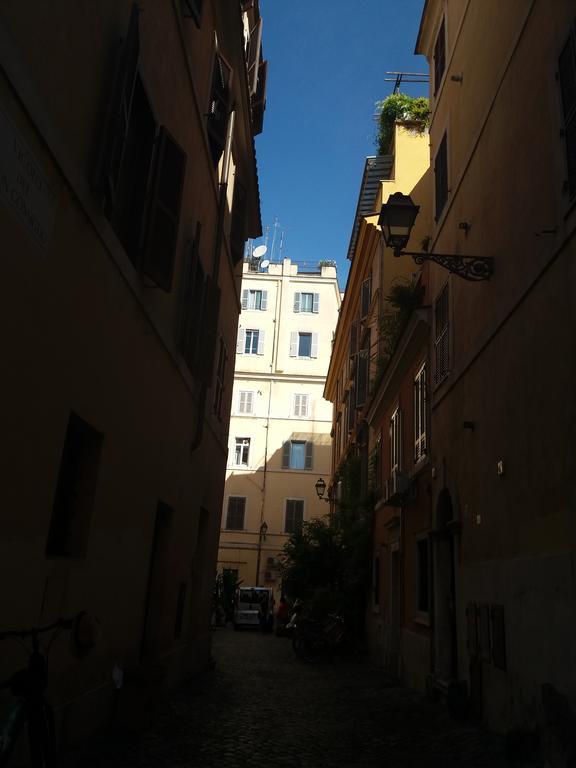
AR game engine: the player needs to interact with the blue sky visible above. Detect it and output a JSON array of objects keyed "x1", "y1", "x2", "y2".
[{"x1": 253, "y1": 0, "x2": 428, "y2": 286}]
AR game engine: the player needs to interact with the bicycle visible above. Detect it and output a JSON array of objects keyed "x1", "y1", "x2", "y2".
[{"x1": 0, "y1": 613, "x2": 98, "y2": 767}]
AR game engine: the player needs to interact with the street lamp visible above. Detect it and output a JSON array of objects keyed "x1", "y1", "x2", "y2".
[
  {"x1": 315, "y1": 477, "x2": 330, "y2": 502},
  {"x1": 378, "y1": 192, "x2": 494, "y2": 282},
  {"x1": 255, "y1": 521, "x2": 268, "y2": 586}
]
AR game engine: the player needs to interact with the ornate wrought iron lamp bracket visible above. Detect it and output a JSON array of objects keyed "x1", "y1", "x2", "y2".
[{"x1": 396, "y1": 249, "x2": 494, "y2": 282}]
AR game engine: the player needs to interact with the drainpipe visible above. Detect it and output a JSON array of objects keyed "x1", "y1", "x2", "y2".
[{"x1": 191, "y1": 109, "x2": 236, "y2": 453}]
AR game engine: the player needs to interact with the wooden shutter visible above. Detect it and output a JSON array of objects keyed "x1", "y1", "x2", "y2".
[
  {"x1": 251, "y1": 60, "x2": 267, "y2": 136},
  {"x1": 361, "y1": 277, "x2": 371, "y2": 318},
  {"x1": 301, "y1": 395, "x2": 308, "y2": 417},
  {"x1": 559, "y1": 33, "x2": 576, "y2": 196},
  {"x1": 182, "y1": 0, "x2": 202, "y2": 26},
  {"x1": 294, "y1": 394, "x2": 301, "y2": 416},
  {"x1": 305, "y1": 442, "x2": 313, "y2": 470},
  {"x1": 241, "y1": 289, "x2": 249, "y2": 309},
  {"x1": 356, "y1": 352, "x2": 368, "y2": 407},
  {"x1": 282, "y1": 441, "x2": 291, "y2": 468},
  {"x1": 198, "y1": 276, "x2": 220, "y2": 384},
  {"x1": 433, "y1": 18, "x2": 446, "y2": 95},
  {"x1": 94, "y1": 3, "x2": 140, "y2": 204},
  {"x1": 207, "y1": 53, "x2": 231, "y2": 168},
  {"x1": 237, "y1": 328, "x2": 245, "y2": 354},
  {"x1": 491, "y1": 604, "x2": 507, "y2": 670},
  {"x1": 230, "y1": 180, "x2": 247, "y2": 264},
  {"x1": 177, "y1": 223, "x2": 204, "y2": 374},
  {"x1": 261, "y1": 290, "x2": 268, "y2": 310},
  {"x1": 434, "y1": 133, "x2": 448, "y2": 221},
  {"x1": 312, "y1": 293, "x2": 319, "y2": 313},
  {"x1": 246, "y1": 391, "x2": 254, "y2": 413},
  {"x1": 142, "y1": 128, "x2": 186, "y2": 291},
  {"x1": 311, "y1": 334, "x2": 318, "y2": 358},
  {"x1": 257, "y1": 330, "x2": 265, "y2": 355},
  {"x1": 289, "y1": 332, "x2": 298, "y2": 357},
  {"x1": 294, "y1": 293, "x2": 300, "y2": 312},
  {"x1": 349, "y1": 320, "x2": 358, "y2": 357}
]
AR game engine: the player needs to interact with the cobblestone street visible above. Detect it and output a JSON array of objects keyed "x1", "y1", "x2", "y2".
[{"x1": 75, "y1": 626, "x2": 534, "y2": 768}]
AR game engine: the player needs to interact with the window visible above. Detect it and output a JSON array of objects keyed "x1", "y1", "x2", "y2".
[
  {"x1": 94, "y1": 7, "x2": 187, "y2": 292},
  {"x1": 174, "y1": 582, "x2": 187, "y2": 639},
  {"x1": 182, "y1": 0, "x2": 202, "y2": 26},
  {"x1": 294, "y1": 292, "x2": 319, "y2": 313},
  {"x1": 290, "y1": 332, "x2": 318, "y2": 358},
  {"x1": 238, "y1": 390, "x2": 254, "y2": 414},
  {"x1": 213, "y1": 338, "x2": 228, "y2": 419},
  {"x1": 361, "y1": 276, "x2": 372, "y2": 318},
  {"x1": 414, "y1": 363, "x2": 427, "y2": 462},
  {"x1": 390, "y1": 407, "x2": 401, "y2": 473},
  {"x1": 433, "y1": 18, "x2": 446, "y2": 95},
  {"x1": 347, "y1": 386, "x2": 356, "y2": 432},
  {"x1": 242, "y1": 289, "x2": 268, "y2": 311},
  {"x1": 226, "y1": 497, "x2": 245, "y2": 530},
  {"x1": 559, "y1": 29, "x2": 576, "y2": 197},
  {"x1": 207, "y1": 53, "x2": 231, "y2": 168},
  {"x1": 237, "y1": 328, "x2": 264, "y2": 355},
  {"x1": 45, "y1": 413, "x2": 103, "y2": 558},
  {"x1": 293, "y1": 393, "x2": 309, "y2": 417},
  {"x1": 285, "y1": 499, "x2": 304, "y2": 534},
  {"x1": 434, "y1": 285, "x2": 450, "y2": 383},
  {"x1": 356, "y1": 328, "x2": 370, "y2": 410},
  {"x1": 416, "y1": 537, "x2": 430, "y2": 614},
  {"x1": 234, "y1": 437, "x2": 250, "y2": 466},
  {"x1": 230, "y1": 181, "x2": 248, "y2": 264},
  {"x1": 282, "y1": 440, "x2": 313, "y2": 470},
  {"x1": 372, "y1": 432, "x2": 382, "y2": 498},
  {"x1": 178, "y1": 224, "x2": 221, "y2": 384},
  {"x1": 245, "y1": 329, "x2": 259, "y2": 354},
  {"x1": 434, "y1": 132, "x2": 448, "y2": 221}
]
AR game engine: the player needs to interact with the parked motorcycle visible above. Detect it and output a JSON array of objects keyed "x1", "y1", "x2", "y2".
[{"x1": 291, "y1": 612, "x2": 348, "y2": 662}]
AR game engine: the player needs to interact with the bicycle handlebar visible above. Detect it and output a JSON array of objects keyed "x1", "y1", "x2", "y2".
[{"x1": 0, "y1": 617, "x2": 75, "y2": 642}]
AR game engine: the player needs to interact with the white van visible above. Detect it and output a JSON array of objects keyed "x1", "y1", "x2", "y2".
[{"x1": 234, "y1": 587, "x2": 274, "y2": 630}]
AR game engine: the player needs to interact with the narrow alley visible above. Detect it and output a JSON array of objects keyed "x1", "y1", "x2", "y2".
[{"x1": 75, "y1": 628, "x2": 527, "y2": 768}]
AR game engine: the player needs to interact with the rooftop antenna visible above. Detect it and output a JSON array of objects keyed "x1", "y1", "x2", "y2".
[
  {"x1": 279, "y1": 229, "x2": 285, "y2": 260},
  {"x1": 383, "y1": 71, "x2": 429, "y2": 94},
  {"x1": 270, "y1": 216, "x2": 280, "y2": 261},
  {"x1": 263, "y1": 225, "x2": 270, "y2": 249}
]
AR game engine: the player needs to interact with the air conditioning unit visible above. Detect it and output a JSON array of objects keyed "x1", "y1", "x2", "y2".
[
  {"x1": 266, "y1": 556, "x2": 276, "y2": 568},
  {"x1": 383, "y1": 470, "x2": 409, "y2": 505}
]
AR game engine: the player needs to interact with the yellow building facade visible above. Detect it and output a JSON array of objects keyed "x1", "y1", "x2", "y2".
[
  {"x1": 416, "y1": 0, "x2": 576, "y2": 738},
  {"x1": 218, "y1": 258, "x2": 341, "y2": 595}
]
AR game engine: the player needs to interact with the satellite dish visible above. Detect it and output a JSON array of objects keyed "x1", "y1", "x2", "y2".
[
  {"x1": 260, "y1": 259, "x2": 270, "y2": 269},
  {"x1": 253, "y1": 244, "x2": 267, "y2": 259}
]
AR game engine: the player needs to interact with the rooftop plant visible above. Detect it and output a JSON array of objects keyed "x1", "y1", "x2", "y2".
[{"x1": 375, "y1": 93, "x2": 430, "y2": 155}]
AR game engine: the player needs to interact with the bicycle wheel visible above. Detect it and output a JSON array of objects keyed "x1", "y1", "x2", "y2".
[
  {"x1": 27, "y1": 700, "x2": 57, "y2": 768},
  {"x1": 0, "y1": 700, "x2": 27, "y2": 767}
]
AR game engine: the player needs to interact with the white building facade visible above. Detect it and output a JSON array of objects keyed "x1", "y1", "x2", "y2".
[{"x1": 218, "y1": 258, "x2": 341, "y2": 594}]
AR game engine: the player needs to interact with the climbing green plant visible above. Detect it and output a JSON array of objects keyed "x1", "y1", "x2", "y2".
[{"x1": 375, "y1": 93, "x2": 430, "y2": 155}]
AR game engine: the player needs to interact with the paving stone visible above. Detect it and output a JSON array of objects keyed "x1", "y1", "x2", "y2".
[{"x1": 69, "y1": 626, "x2": 542, "y2": 767}]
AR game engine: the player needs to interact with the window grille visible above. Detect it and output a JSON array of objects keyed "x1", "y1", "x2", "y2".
[
  {"x1": 414, "y1": 363, "x2": 427, "y2": 462},
  {"x1": 434, "y1": 285, "x2": 449, "y2": 383},
  {"x1": 390, "y1": 407, "x2": 402, "y2": 473}
]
